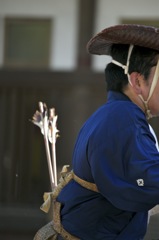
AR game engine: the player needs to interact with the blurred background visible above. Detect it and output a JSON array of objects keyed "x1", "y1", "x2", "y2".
[{"x1": 0, "y1": 0, "x2": 159, "y2": 239}]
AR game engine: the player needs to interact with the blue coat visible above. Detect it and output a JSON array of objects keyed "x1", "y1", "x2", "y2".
[{"x1": 58, "y1": 91, "x2": 159, "y2": 240}]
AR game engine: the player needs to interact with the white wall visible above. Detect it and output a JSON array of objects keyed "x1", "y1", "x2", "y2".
[
  {"x1": 0, "y1": 0, "x2": 79, "y2": 70},
  {"x1": 92, "y1": 0, "x2": 159, "y2": 71},
  {"x1": 1, "y1": 0, "x2": 159, "y2": 71}
]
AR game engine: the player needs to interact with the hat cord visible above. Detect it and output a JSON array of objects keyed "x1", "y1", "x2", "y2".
[
  {"x1": 111, "y1": 45, "x2": 159, "y2": 119},
  {"x1": 138, "y1": 59, "x2": 159, "y2": 119},
  {"x1": 111, "y1": 44, "x2": 134, "y2": 86}
]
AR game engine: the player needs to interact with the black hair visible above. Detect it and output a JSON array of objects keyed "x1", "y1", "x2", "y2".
[{"x1": 105, "y1": 44, "x2": 159, "y2": 92}]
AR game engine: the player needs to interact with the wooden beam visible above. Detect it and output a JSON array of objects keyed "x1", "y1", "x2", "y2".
[{"x1": 0, "y1": 69, "x2": 104, "y2": 88}]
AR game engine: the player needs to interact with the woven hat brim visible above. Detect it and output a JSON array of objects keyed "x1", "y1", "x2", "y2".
[{"x1": 87, "y1": 24, "x2": 159, "y2": 55}]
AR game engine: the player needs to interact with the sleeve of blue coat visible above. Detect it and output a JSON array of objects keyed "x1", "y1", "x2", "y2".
[
  {"x1": 89, "y1": 124, "x2": 159, "y2": 212},
  {"x1": 149, "y1": 124, "x2": 159, "y2": 151}
]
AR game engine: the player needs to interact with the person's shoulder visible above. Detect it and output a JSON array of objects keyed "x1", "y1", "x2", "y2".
[{"x1": 106, "y1": 100, "x2": 147, "y2": 132}]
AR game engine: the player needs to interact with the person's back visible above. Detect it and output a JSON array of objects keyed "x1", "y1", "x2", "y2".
[{"x1": 58, "y1": 90, "x2": 158, "y2": 239}]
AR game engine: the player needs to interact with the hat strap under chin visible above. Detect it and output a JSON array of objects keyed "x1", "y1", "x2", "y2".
[
  {"x1": 111, "y1": 45, "x2": 159, "y2": 119},
  {"x1": 138, "y1": 59, "x2": 159, "y2": 119}
]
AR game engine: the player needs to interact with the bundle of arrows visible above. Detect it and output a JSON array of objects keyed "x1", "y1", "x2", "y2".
[{"x1": 31, "y1": 101, "x2": 59, "y2": 191}]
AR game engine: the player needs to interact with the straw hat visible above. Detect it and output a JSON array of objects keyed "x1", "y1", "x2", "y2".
[{"x1": 87, "y1": 24, "x2": 159, "y2": 55}]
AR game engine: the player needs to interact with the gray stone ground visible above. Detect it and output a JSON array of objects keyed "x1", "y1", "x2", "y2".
[{"x1": 144, "y1": 206, "x2": 159, "y2": 240}]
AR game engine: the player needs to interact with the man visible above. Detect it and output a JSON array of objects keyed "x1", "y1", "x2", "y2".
[{"x1": 35, "y1": 24, "x2": 159, "y2": 240}]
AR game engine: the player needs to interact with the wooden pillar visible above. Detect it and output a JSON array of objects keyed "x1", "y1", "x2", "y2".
[{"x1": 77, "y1": 0, "x2": 96, "y2": 69}]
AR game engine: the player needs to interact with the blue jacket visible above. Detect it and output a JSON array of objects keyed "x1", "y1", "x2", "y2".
[{"x1": 58, "y1": 91, "x2": 159, "y2": 240}]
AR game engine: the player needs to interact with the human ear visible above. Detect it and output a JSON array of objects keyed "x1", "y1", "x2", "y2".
[{"x1": 129, "y1": 72, "x2": 142, "y2": 94}]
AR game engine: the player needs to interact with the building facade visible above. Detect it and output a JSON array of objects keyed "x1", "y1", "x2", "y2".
[{"x1": 0, "y1": 0, "x2": 159, "y2": 239}]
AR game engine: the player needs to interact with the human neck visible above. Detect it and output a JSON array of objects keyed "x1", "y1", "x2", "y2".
[{"x1": 123, "y1": 86, "x2": 146, "y2": 113}]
